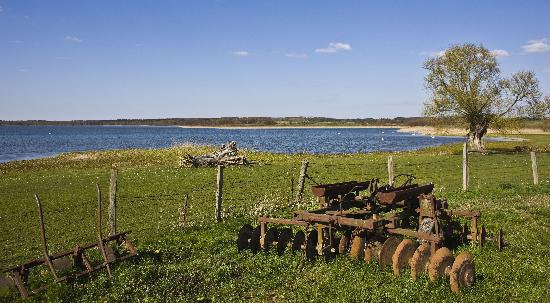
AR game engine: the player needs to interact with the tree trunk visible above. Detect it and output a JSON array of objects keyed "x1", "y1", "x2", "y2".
[{"x1": 468, "y1": 123, "x2": 488, "y2": 151}]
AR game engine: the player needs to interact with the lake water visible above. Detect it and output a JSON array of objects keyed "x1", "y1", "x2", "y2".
[{"x1": 0, "y1": 125, "x2": 465, "y2": 163}]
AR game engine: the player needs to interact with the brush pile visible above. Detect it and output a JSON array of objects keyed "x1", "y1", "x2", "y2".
[{"x1": 182, "y1": 141, "x2": 248, "y2": 167}]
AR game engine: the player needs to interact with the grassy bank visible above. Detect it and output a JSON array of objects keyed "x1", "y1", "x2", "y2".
[{"x1": 1, "y1": 137, "x2": 550, "y2": 302}]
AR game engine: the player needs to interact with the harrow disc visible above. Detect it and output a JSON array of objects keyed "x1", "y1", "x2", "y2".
[
  {"x1": 250, "y1": 225, "x2": 262, "y2": 253},
  {"x1": 237, "y1": 224, "x2": 253, "y2": 251},
  {"x1": 0, "y1": 275, "x2": 15, "y2": 294},
  {"x1": 323, "y1": 245, "x2": 337, "y2": 262},
  {"x1": 292, "y1": 230, "x2": 305, "y2": 252},
  {"x1": 349, "y1": 235, "x2": 365, "y2": 260},
  {"x1": 52, "y1": 256, "x2": 73, "y2": 273},
  {"x1": 338, "y1": 232, "x2": 351, "y2": 255},
  {"x1": 264, "y1": 227, "x2": 279, "y2": 252},
  {"x1": 392, "y1": 239, "x2": 417, "y2": 277},
  {"x1": 428, "y1": 247, "x2": 454, "y2": 282},
  {"x1": 277, "y1": 228, "x2": 293, "y2": 256},
  {"x1": 305, "y1": 230, "x2": 318, "y2": 261},
  {"x1": 410, "y1": 243, "x2": 431, "y2": 280},
  {"x1": 379, "y1": 237, "x2": 400, "y2": 270},
  {"x1": 450, "y1": 252, "x2": 475, "y2": 293}
]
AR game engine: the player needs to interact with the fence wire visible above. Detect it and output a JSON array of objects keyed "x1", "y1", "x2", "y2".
[{"x1": 1, "y1": 151, "x2": 549, "y2": 269}]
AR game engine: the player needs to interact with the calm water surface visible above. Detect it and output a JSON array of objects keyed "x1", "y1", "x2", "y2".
[{"x1": 0, "y1": 125, "x2": 465, "y2": 163}]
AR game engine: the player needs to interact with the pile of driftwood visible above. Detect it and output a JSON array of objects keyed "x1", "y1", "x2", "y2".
[{"x1": 181, "y1": 141, "x2": 248, "y2": 167}]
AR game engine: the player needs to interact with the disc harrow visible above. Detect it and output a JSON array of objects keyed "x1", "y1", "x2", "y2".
[{"x1": 237, "y1": 175, "x2": 504, "y2": 293}]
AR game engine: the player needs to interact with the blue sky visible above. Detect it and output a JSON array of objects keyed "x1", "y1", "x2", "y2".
[{"x1": 1, "y1": 1, "x2": 549, "y2": 120}]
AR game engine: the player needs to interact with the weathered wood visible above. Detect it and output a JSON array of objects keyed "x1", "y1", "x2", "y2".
[
  {"x1": 387, "y1": 155, "x2": 394, "y2": 186},
  {"x1": 34, "y1": 194, "x2": 60, "y2": 281},
  {"x1": 463, "y1": 142, "x2": 468, "y2": 191},
  {"x1": 531, "y1": 151, "x2": 539, "y2": 185},
  {"x1": 215, "y1": 165, "x2": 224, "y2": 222},
  {"x1": 108, "y1": 167, "x2": 117, "y2": 236},
  {"x1": 183, "y1": 141, "x2": 248, "y2": 167},
  {"x1": 96, "y1": 184, "x2": 112, "y2": 278},
  {"x1": 295, "y1": 160, "x2": 309, "y2": 207}
]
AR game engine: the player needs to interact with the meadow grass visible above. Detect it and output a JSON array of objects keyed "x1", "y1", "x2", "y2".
[{"x1": 1, "y1": 136, "x2": 549, "y2": 302}]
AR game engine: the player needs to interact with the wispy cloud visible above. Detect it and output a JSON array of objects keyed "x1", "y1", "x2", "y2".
[
  {"x1": 285, "y1": 53, "x2": 308, "y2": 59},
  {"x1": 65, "y1": 36, "x2": 83, "y2": 43},
  {"x1": 490, "y1": 49, "x2": 510, "y2": 58},
  {"x1": 0, "y1": 6, "x2": 4, "y2": 13},
  {"x1": 232, "y1": 50, "x2": 249, "y2": 57},
  {"x1": 521, "y1": 38, "x2": 550, "y2": 53},
  {"x1": 18, "y1": 68, "x2": 29, "y2": 73},
  {"x1": 315, "y1": 42, "x2": 352, "y2": 53},
  {"x1": 543, "y1": 68, "x2": 550, "y2": 73},
  {"x1": 422, "y1": 49, "x2": 509, "y2": 58}
]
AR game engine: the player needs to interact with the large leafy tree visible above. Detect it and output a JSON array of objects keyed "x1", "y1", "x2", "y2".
[{"x1": 423, "y1": 43, "x2": 542, "y2": 151}]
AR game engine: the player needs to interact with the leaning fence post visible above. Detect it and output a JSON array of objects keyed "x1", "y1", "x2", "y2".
[
  {"x1": 295, "y1": 160, "x2": 309, "y2": 208},
  {"x1": 387, "y1": 155, "x2": 394, "y2": 186},
  {"x1": 215, "y1": 165, "x2": 224, "y2": 222},
  {"x1": 530, "y1": 151, "x2": 539, "y2": 185},
  {"x1": 180, "y1": 194, "x2": 189, "y2": 227},
  {"x1": 108, "y1": 167, "x2": 117, "y2": 236},
  {"x1": 463, "y1": 143, "x2": 469, "y2": 191}
]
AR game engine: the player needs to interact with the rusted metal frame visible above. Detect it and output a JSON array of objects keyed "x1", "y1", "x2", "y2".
[
  {"x1": 257, "y1": 217, "x2": 309, "y2": 226},
  {"x1": 376, "y1": 183, "x2": 434, "y2": 205},
  {"x1": 2, "y1": 232, "x2": 135, "y2": 276},
  {"x1": 386, "y1": 228, "x2": 442, "y2": 242},
  {"x1": 294, "y1": 211, "x2": 383, "y2": 230},
  {"x1": 34, "y1": 194, "x2": 61, "y2": 282},
  {"x1": 95, "y1": 184, "x2": 113, "y2": 278}
]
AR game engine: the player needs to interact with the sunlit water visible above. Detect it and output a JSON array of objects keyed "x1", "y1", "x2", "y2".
[{"x1": 0, "y1": 125, "x2": 466, "y2": 163}]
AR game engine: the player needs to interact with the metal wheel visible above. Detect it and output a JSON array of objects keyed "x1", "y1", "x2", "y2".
[
  {"x1": 428, "y1": 247, "x2": 454, "y2": 282},
  {"x1": 450, "y1": 252, "x2": 475, "y2": 293},
  {"x1": 292, "y1": 230, "x2": 305, "y2": 252},
  {"x1": 277, "y1": 228, "x2": 293, "y2": 255},
  {"x1": 264, "y1": 227, "x2": 279, "y2": 252},
  {"x1": 379, "y1": 237, "x2": 400, "y2": 270},
  {"x1": 305, "y1": 230, "x2": 318, "y2": 261},
  {"x1": 349, "y1": 235, "x2": 365, "y2": 260},
  {"x1": 410, "y1": 243, "x2": 431, "y2": 280},
  {"x1": 250, "y1": 225, "x2": 262, "y2": 253},
  {"x1": 392, "y1": 239, "x2": 417, "y2": 277},
  {"x1": 237, "y1": 224, "x2": 253, "y2": 251}
]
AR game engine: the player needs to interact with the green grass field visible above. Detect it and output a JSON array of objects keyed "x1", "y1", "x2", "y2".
[{"x1": 1, "y1": 137, "x2": 549, "y2": 302}]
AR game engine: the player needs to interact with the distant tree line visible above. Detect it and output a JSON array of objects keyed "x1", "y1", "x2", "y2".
[
  {"x1": 0, "y1": 116, "x2": 547, "y2": 129},
  {"x1": 0, "y1": 116, "x2": 429, "y2": 126}
]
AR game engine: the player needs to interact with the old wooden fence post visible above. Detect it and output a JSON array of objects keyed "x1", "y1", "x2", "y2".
[
  {"x1": 530, "y1": 151, "x2": 539, "y2": 185},
  {"x1": 180, "y1": 194, "x2": 189, "y2": 227},
  {"x1": 108, "y1": 167, "x2": 117, "y2": 236},
  {"x1": 463, "y1": 143, "x2": 469, "y2": 191},
  {"x1": 295, "y1": 160, "x2": 309, "y2": 208},
  {"x1": 215, "y1": 165, "x2": 224, "y2": 222},
  {"x1": 387, "y1": 155, "x2": 394, "y2": 186}
]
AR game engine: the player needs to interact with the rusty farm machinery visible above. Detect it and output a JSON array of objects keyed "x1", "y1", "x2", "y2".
[
  {"x1": 0, "y1": 184, "x2": 138, "y2": 299},
  {"x1": 237, "y1": 175, "x2": 504, "y2": 293}
]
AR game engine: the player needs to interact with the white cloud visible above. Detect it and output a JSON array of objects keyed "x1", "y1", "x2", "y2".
[
  {"x1": 232, "y1": 50, "x2": 249, "y2": 57},
  {"x1": 543, "y1": 68, "x2": 550, "y2": 73},
  {"x1": 420, "y1": 50, "x2": 446, "y2": 57},
  {"x1": 285, "y1": 53, "x2": 308, "y2": 59},
  {"x1": 0, "y1": 6, "x2": 3, "y2": 13},
  {"x1": 490, "y1": 49, "x2": 510, "y2": 58},
  {"x1": 522, "y1": 38, "x2": 550, "y2": 53},
  {"x1": 315, "y1": 42, "x2": 352, "y2": 53},
  {"x1": 65, "y1": 36, "x2": 83, "y2": 43},
  {"x1": 18, "y1": 68, "x2": 29, "y2": 73}
]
